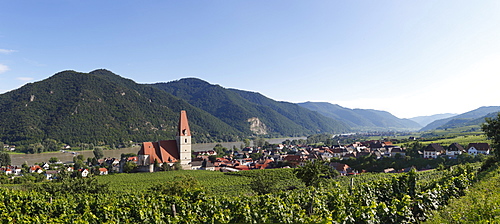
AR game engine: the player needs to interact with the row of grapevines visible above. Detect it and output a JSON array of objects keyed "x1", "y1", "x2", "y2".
[{"x1": 0, "y1": 165, "x2": 476, "y2": 223}]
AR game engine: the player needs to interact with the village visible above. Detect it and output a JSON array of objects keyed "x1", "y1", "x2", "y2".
[{"x1": 0, "y1": 138, "x2": 491, "y2": 183}]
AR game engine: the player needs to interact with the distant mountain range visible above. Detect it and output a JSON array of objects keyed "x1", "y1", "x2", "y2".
[
  {"x1": 408, "y1": 113, "x2": 457, "y2": 127},
  {"x1": 0, "y1": 69, "x2": 496, "y2": 147},
  {"x1": 297, "y1": 102, "x2": 422, "y2": 131},
  {"x1": 419, "y1": 106, "x2": 500, "y2": 131}
]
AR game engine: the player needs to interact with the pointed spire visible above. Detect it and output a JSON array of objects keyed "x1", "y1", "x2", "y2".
[{"x1": 177, "y1": 110, "x2": 191, "y2": 136}]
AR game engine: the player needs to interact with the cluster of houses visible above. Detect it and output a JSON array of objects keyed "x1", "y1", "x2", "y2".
[
  {"x1": 189, "y1": 140, "x2": 491, "y2": 175},
  {"x1": 189, "y1": 140, "x2": 402, "y2": 174},
  {"x1": 0, "y1": 158, "x2": 125, "y2": 180},
  {"x1": 2, "y1": 144, "x2": 16, "y2": 151},
  {"x1": 423, "y1": 142, "x2": 490, "y2": 159}
]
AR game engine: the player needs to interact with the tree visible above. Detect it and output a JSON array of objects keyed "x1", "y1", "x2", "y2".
[
  {"x1": 49, "y1": 157, "x2": 58, "y2": 164},
  {"x1": 27, "y1": 143, "x2": 44, "y2": 154},
  {"x1": 294, "y1": 160, "x2": 339, "y2": 187},
  {"x1": 120, "y1": 153, "x2": 137, "y2": 159},
  {"x1": 403, "y1": 141, "x2": 424, "y2": 158},
  {"x1": 122, "y1": 161, "x2": 137, "y2": 173},
  {"x1": 42, "y1": 138, "x2": 58, "y2": 151},
  {"x1": 149, "y1": 175, "x2": 204, "y2": 197},
  {"x1": 208, "y1": 155, "x2": 217, "y2": 163},
  {"x1": 213, "y1": 144, "x2": 227, "y2": 156},
  {"x1": 93, "y1": 147, "x2": 104, "y2": 160},
  {"x1": 173, "y1": 161, "x2": 183, "y2": 170},
  {"x1": 250, "y1": 153, "x2": 262, "y2": 161},
  {"x1": 255, "y1": 138, "x2": 267, "y2": 148},
  {"x1": 0, "y1": 152, "x2": 11, "y2": 166},
  {"x1": 482, "y1": 113, "x2": 500, "y2": 160},
  {"x1": 243, "y1": 139, "x2": 251, "y2": 148}
]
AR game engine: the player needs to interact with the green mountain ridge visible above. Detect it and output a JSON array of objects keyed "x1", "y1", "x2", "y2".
[
  {"x1": 150, "y1": 78, "x2": 350, "y2": 136},
  {"x1": 0, "y1": 70, "x2": 244, "y2": 147}
]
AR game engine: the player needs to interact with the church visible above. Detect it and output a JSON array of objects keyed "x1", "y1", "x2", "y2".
[{"x1": 137, "y1": 110, "x2": 192, "y2": 172}]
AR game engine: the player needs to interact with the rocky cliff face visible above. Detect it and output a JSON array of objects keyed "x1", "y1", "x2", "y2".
[{"x1": 247, "y1": 117, "x2": 268, "y2": 135}]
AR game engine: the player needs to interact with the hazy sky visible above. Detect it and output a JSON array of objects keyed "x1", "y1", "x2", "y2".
[{"x1": 1, "y1": 1, "x2": 499, "y2": 118}]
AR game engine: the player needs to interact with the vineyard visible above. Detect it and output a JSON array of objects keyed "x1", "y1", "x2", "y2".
[{"x1": 0, "y1": 163, "x2": 484, "y2": 223}]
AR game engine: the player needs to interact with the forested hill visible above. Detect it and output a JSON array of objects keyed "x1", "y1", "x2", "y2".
[
  {"x1": 0, "y1": 70, "x2": 244, "y2": 146},
  {"x1": 150, "y1": 78, "x2": 350, "y2": 136},
  {"x1": 297, "y1": 102, "x2": 421, "y2": 131}
]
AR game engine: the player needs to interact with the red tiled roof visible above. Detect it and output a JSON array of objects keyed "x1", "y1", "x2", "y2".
[
  {"x1": 139, "y1": 140, "x2": 179, "y2": 164},
  {"x1": 178, "y1": 110, "x2": 191, "y2": 137}
]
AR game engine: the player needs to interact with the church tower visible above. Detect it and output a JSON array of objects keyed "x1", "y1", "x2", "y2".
[{"x1": 176, "y1": 110, "x2": 192, "y2": 169}]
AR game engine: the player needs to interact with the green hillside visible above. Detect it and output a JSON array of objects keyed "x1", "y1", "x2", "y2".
[
  {"x1": 0, "y1": 70, "x2": 244, "y2": 148},
  {"x1": 151, "y1": 78, "x2": 349, "y2": 136}
]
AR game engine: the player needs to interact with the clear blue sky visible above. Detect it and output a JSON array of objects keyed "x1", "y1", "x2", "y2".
[{"x1": 1, "y1": 1, "x2": 499, "y2": 118}]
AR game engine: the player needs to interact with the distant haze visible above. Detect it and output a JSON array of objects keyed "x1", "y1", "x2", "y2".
[{"x1": 409, "y1": 113, "x2": 458, "y2": 127}]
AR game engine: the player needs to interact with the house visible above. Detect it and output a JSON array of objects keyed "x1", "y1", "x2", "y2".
[
  {"x1": 2, "y1": 168, "x2": 12, "y2": 175},
  {"x1": 423, "y1": 143, "x2": 445, "y2": 159},
  {"x1": 12, "y1": 166, "x2": 22, "y2": 175},
  {"x1": 190, "y1": 160, "x2": 203, "y2": 170},
  {"x1": 45, "y1": 170, "x2": 59, "y2": 180},
  {"x1": 79, "y1": 169, "x2": 89, "y2": 177},
  {"x1": 255, "y1": 159, "x2": 273, "y2": 169},
  {"x1": 330, "y1": 162, "x2": 350, "y2": 176},
  {"x1": 137, "y1": 110, "x2": 192, "y2": 171},
  {"x1": 201, "y1": 160, "x2": 216, "y2": 171},
  {"x1": 42, "y1": 163, "x2": 50, "y2": 169},
  {"x1": 390, "y1": 147, "x2": 406, "y2": 157},
  {"x1": 342, "y1": 152, "x2": 356, "y2": 160},
  {"x1": 98, "y1": 168, "x2": 108, "y2": 175},
  {"x1": 446, "y1": 143, "x2": 465, "y2": 158},
  {"x1": 467, "y1": 143, "x2": 490, "y2": 155},
  {"x1": 29, "y1": 165, "x2": 43, "y2": 173},
  {"x1": 283, "y1": 155, "x2": 305, "y2": 167}
]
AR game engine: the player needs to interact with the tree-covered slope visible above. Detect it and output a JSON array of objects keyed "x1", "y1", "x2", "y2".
[
  {"x1": 420, "y1": 106, "x2": 500, "y2": 131},
  {"x1": 298, "y1": 101, "x2": 421, "y2": 130},
  {"x1": 151, "y1": 78, "x2": 349, "y2": 136},
  {"x1": 0, "y1": 70, "x2": 243, "y2": 146}
]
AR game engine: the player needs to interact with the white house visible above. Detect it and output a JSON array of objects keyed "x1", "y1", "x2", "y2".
[
  {"x1": 423, "y1": 143, "x2": 445, "y2": 159},
  {"x1": 80, "y1": 169, "x2": 89, "y2": 177},
  {"x1": 467, "y1": 143, "x2": 490, "y2": 155},
  {"x1": 446, "y1": 143, "x2": 465, "y2": 158}
]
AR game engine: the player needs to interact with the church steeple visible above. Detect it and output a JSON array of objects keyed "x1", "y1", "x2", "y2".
[
  {"x1": 177, "y1": 110, "x2": 191, "y2": 137},
  {"x1": 176, "y1": 110, "x2": 192, "y2": 169}
]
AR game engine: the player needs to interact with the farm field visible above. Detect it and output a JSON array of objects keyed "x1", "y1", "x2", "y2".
[{"x1": 421, "y1": 134, "x2": 490, "y2": 146}]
